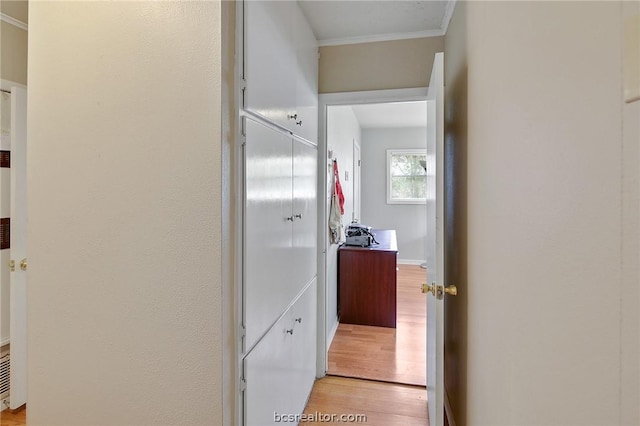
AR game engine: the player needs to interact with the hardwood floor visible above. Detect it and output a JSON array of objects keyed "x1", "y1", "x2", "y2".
[
  {"x1": 303, "y1": 376, "x2": 428, "y2": 426},
  {"x1": 328, "y1": 264, "x2": 427, "y2": 386},
  {"x1": 0, "y1": 408, "x2": 26, "y2": 426}
]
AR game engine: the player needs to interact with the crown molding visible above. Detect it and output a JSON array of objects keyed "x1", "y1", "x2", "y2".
[
  {"x1": 317, "y1": 29, "x2": 444, "y2": 47},
  {"x1": 441, "y1": 0, "x2": 457, "y2": 35},
  {"x1": 1, "y1": 13, "x2": 28, "y2": 31}
]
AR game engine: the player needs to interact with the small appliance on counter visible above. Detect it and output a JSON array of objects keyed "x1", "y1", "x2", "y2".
[{"x1": 344, "y1": 222, "x2": 379, "y2": 247}]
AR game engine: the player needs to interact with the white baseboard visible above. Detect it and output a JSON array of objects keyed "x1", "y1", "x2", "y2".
[
  {"x1": 397, "y1": 259, "x2": 425, "y2": 266},
  {"x1": 326, "y1": 317, "x2": 339, "y2": 350}
]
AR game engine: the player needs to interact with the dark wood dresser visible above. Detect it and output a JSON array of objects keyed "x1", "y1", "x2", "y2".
[{"x1": 338, "y1": 229, "x2": 398, "y2": 328}]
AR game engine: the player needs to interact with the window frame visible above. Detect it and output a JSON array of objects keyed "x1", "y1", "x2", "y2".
[{"x1": 386, "y1": 148, "x2": 427, "y2": 205}]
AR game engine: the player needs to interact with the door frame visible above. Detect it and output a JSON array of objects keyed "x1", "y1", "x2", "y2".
[
  {"x1": 352, "y1": 139, "x2": 361, "y2": 223},
  {"x1": 316, "y1": 87, "x2": 428, "y2": 377}
]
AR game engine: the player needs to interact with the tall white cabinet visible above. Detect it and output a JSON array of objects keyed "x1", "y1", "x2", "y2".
[{"x1": 241, "y1": 1, "x2": 318, "y2": 425}]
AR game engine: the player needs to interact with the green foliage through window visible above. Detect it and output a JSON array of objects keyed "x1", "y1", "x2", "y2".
[{"x1": 387, "y1": 149, "x2": 426, "y2": 203}]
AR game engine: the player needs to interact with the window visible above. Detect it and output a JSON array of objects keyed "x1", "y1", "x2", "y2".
[{"x1": 386, "y1": 149, "x2": 427, "y2": 204}]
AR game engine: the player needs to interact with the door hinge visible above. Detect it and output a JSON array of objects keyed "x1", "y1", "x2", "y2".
[
  {"x1": 358, "y1": 160, "x2": 361, "y2": 166},
  {"x1": 240, "y1": 323, "x2": 246, "y2": 347},
  {"x1": 241, "y1": 117, "x2": 247, "y2": 138},
  {"x1": 240, "y1": 377, "x2": 247, "y2": 392},
  {"x1": 241, "y1": 79, "x2": 247, "y2": 109}
]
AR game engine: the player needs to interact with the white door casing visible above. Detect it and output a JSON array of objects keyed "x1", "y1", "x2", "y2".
[
  {"x1": 9, "y1": 86, "x2": 27, "y2": 409},
  {"x1": 426, "y1": 52, "x2": 445, "y2": 426},
  {"x1": 352, "y1": 141, "x2": 361, "y2": 223}
]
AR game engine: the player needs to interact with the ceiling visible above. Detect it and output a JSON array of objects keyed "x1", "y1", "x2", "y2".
[
  {"x1": 298, "y1": 0, "x2": 456, "y2": 46},
  {"x1": 351, "y1": 101, "x2": 427, "y2": 129}
]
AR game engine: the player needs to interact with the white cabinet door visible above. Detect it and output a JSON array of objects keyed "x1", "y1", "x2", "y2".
[
  {"x1": 287, "y1": 278, "x2": 317, "y2": 416},
  {"x1": 245, "y1": 0, "x2": 297, "y2": 132},
  {"x1": 292, "y1": 140, "x2": 317, "y2": 290},
  {"x1": 244, "y1": 118, "x2": 293, "y2": 350},
  {"x1": 244, "y1": 281, "x2": 317, "y2": 426},
  {"x1": 293, "y1": 5, "x2": 318, "y2": 144}
]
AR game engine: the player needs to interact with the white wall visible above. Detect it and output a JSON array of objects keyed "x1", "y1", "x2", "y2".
[
  {"x1": 360, "y1": 127, "x2": 427, "y2": 263},
  {"x1": 325, "y1": 105, "x2": 360, "y2": 342},
  {"x1": 621, "y1": 2, "x2": 640, "y2": 422},
  {"x1": 27, "y1": 2, "x2": 223, "y2": 424},
  {"x1": 444, "y1": 1, "x2": 639, "y2": 423}
]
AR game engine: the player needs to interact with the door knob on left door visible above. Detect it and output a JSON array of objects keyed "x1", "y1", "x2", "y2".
[
  {"x1": 19, "y1": 258, "x2": 27, "y2": 271},
  {"x1": 421, "y1": 283, "x2": 436, "y2": 296}
]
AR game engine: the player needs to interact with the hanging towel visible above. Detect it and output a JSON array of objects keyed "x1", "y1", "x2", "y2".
[
  {"x1": 329, "y1": 192, "x2": 345, "y2": 244},
  {"x1": 333, "y1": 160, "x2": 345, "y2": 215},
  {"x1": 329, "y1": 160, "x2": 345, "y2": 244}
]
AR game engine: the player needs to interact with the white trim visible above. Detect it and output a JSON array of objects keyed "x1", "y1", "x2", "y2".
[
  {"x1": 0, "y1": 338, "x2": 9, "y2": 347},
  {"x1": 0, "y1": 14, "x2": 27, "y2": 31},
  {"x1": 230, "y1": 1, "x2": 245, "y2": 425},
  {"x1": 320, "y1": 88, "x2": 428, "y2": 107},
  {"x1": 441, "y1": 0, "x2": 457, "y2": 36},
  {"x1": 1, "y1": 80, "x2": 26, "y2": 92},
  {"x1": 326, "y1": 316, "x2": 339, "y2": 353},
  {"x1": 397, "y1": 259, "x2": 425, "y2": 266},
  {"x1": 318, "y1": 29, "x2": 443, "y2": 47}
]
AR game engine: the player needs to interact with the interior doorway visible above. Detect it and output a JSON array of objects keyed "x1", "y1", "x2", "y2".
[{"x1": 317, "y1": 88, "x2": 429, "y2": 387}]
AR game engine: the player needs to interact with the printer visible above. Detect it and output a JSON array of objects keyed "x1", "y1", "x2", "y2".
[{"x1": 344, "y1": 222, "x2": 378, "y2": 247}]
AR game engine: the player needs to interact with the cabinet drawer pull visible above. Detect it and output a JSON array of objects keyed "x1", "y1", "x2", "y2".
[
  {"x1": 295, "y1": 120, "x2": 302, "y2": 126},
  {"x1": 287, "y1": 113, "x2": 298, "y2": 120},
  {"x1": 286, "y1": 329, "x2": 294, "y2": 335},
  {"x1": 294, "y1": 214, "x2": 302, "y2": 219},
  {"x1": 295, "y1": 317, "x2": 302, "y2": 323},
  {"x1": 286, "y1": 216, "x2": 294, "y2": 222}
]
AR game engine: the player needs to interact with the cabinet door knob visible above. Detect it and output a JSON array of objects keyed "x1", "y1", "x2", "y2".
[
  {"x1": 294, "y1": 213, "x2": 302, "y2": 219},
  {"x1": 294, "y1": 317, "x2": 302, "y2": 323},
  {"x1": 19, "y1": 258, "x2": 27, "y2": 271},
  {"x1": 287, "y1": 113, "x2": 298, "y2": 120},
  {"x1": 286, "y1": 216, "x2": 294, "y2": 222},
  {"x1": 286, "y1": 329, "x2": 294, "y2": 335},
  {"x1": 295, "y1": 120, "x2": 302, "y2": 126}
]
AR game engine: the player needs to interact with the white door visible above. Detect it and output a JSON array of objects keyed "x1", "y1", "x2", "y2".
[
  {"x1": 425, "y1": 52, "x2": 448, "y2": 426},
  {"x1": 352, "y1": 141, "x2": 361, "y2": 222},
  {"x1": 9, "y1": 86, "x2": 27, "y2": 409}
]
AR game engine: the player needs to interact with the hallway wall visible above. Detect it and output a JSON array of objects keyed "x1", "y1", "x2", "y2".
[
  {"x1": 26, "y1": 2, "x2": 223, "y2": 424},
  {"x1": 319, "y1": 37, "x2": 443, "y2": 93}
]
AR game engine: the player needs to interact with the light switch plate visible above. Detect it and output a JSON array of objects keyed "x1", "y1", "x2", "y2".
[{"x1": 624, "y1": 13, "x2": 640, "y2": 103}]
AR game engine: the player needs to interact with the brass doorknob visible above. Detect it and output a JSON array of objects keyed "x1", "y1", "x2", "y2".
[
  {"x1": 422, "y1": 283, "x2": 458, "y2": 298},
  {"x1": 444, "y1": 285, "x2": 457, "y2": 296},
  {"x1": 421, "y1": 283, "x2": 436, "y2": 296},
  {"x1": 19, "y1": 258, "x2": 27, "y2": 271}
]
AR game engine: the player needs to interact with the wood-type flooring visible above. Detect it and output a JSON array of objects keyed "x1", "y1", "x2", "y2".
[{"x1": 328, "y1": 264, "x2": 427, "y2": 386}]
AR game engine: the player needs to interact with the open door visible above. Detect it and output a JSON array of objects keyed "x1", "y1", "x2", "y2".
[
  {"x1": 424, "y1": 52, "x2": 455, "y2": 426},
  {"x1": 9, "y1": 86, "x2": 27, "y2": 410}
]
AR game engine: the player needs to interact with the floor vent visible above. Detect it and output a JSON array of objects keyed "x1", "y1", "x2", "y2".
[{"x1": 0, "y1": 350, "x2": 9, "y2": 401}]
